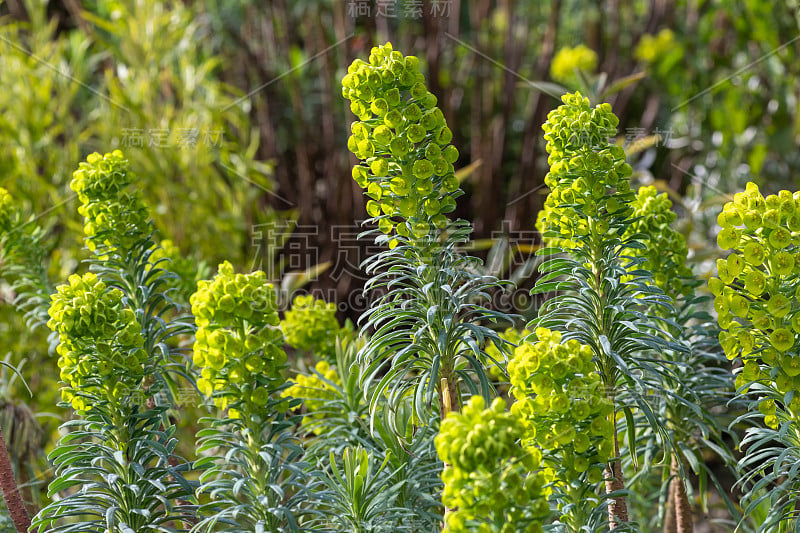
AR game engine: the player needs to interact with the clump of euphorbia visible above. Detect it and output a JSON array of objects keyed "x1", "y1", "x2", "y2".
[
  {"x1": 48, "y1": 272, "x2": 146, "y2": 411},
  {"x1": 281, "y1": 294, "x2": 344, "y2": 359},
  {"x1": 625, "y1": 185, "x2": 692, "y2": 296},
  {"x1": 70, "y1": 150, "x2": 150, "y2": 256},
  {"x1": 342, "y1": 42, "x2": 461, "y2": 242},
  {"x1": 535, "y1": 92, "x2": 633, "y2": 251},
  {"x1": 191, "y1": 261, "x2": 286, "y2": 419},
  {"x1": 435, "y1": 395, "x2": 551, "y2": 532},
  {"x1": 711, "y1": 182, "x2": 800, "y2": 427},
  {"x1": 282, "y1": 360, "x2": 342, "y2": 426},
  {"x1": 509, "y1": 328, "x2": 614, "y2": 483}
]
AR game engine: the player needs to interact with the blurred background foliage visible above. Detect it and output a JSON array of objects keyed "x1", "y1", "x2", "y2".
[{"x1": 0, "y1": 0, "x2": 799, "y2": 526}]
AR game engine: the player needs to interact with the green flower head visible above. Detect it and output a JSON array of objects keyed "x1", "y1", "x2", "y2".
[
  {"x1": 71, "y1": 151, "x2": 150, "y2": 255},
  {"x1": 190, "y1": 262, "x2": 286, "y2": 418},
  {"x1": 343, "y1": 42, "x2": 460, "y2": 241},
  {"x1": 48, "y1": 272, "x2": 145, "y2": 411}
]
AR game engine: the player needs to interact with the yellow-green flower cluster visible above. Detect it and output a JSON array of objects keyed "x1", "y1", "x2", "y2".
[
  {"x1": 190, "y1": 261, "x2": 286, "y2": 419},
  {"x1": 281, "y1": 361, "x2": 341, "y2": 425},
  {"x1": 70, "y1": 151, "x2": 150, "y2": 255},
  {"x1": 48, "y1": 273, "x2": 146, "y2": 411},
  {"x1": 0, "y1": 187, "x2": 15, "y2": 231},
  {"x1": 624, "y1": 186, "x2": 692, "y2": 295},
  {"x1": 634, "y1": 29, "x2": 676, "y2": 64},
  {"x1": 509, "y1": 328, "x2": 614, "y2": 485},
  {"x1": 281, "y1": 295, "x2": 341, "y2": 358},
  {"x1": 536, "y1": 93, "x2": 633, "y2": 250},
  {"x1": 710, "y1": 182, "x2": 800, "y2": 427},
  {"x1": 550, "y1": 45, "x2": 598, "y2": 85},
  {"x1": 435, "y1": 396, "x2": 550, "y2": 532},
  {"x1": 342, "y1": 42, "x2": 461, "y2": 242}
]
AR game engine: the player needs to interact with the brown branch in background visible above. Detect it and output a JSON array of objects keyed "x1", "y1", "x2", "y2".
[
  {"x1": 3, "y1": 0, "x2": 29, "y2": 22},
  {"x1": 511, "y1": 0, "x2": 561, "y2": 228},
  {"x1": 467, "y1": 0, "x2": 496, "y2": 236},
  {"x1": 422, "y1": 0, "x2": 443, "y2": 101},
  {"x1": 273, "y1": 0, "x2": 315, "y2": 225},
  {"x1": 0, "y1": 426, "x2": 32, "y2": 533},
  {"x1": 484, "y1": 0, "x2": 520, "y2": 235}
]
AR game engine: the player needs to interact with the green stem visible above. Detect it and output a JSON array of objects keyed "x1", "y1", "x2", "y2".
[{"x1": 587, "y1": 221, "x2": 628, "y2": 528}]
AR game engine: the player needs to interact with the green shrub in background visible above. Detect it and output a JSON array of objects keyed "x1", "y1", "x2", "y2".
[{"x1": 0, "y1": 0, "x2": 284, "y2": 504}]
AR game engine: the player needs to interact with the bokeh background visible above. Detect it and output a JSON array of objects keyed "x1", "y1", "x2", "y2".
[{"x1": 0, "y1": 0, "x2": 799, "y2": 527}]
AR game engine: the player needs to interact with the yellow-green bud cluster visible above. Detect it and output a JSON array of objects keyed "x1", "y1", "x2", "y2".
[
  {"x1": 281, "y1": 295, "x2": 341, "y2": 358},
  {"x1": 281, "y1": 361, "x2": 341, "y2": 426},
  {"x1": 550, "y1": 45, "x2": 598, "y2": 85},
  {"x1": 190, "y1": 261, "x2": 286, "y2": 419},
  {"x1": 342, "y1": 42, "x2": 460, "y2": 242},
  {"x1": 48, "y1": 273, "x2": 146, "y2": 411},
  {"x1": 0, "y1": 187, "x2": 15, "y2": 232},
  {"x1": 625, "y1": 186, "x2": 691, "y2": 295},
  {"x1": 710, "y1": 182, "x2": 800, "y2": 428},
  {"x1": 435, "y1": 396, "x2": 550, "y2": 532},
  {"x1": 70, "y1": 151, "x2": 150, "y2": 255},
  {"x1": 509, "y1": 328, "x2": 614, "y2": 485},
  {"x1": 537, "y1": 93, "x2": 633, "y2": 250},
  {"x1": 634, "y1": 29, "x2": 676, "y2": 64}
]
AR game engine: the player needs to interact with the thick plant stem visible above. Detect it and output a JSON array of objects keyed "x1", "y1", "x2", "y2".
[
  {"x1": 671, "y1": 453, "x2": 693, "y2": 533},
  {"x1": 0, "y1": 426, "x2": 31, "y2": 533},
  {"x1": 438, "y1": 374, "x2": 460, "y2": 420},
  {"x1": 440, "y1": 376, "x2": 459, "y2": 530},
  {"x1": 604, "y1": 423, "x2": 628, "y2": 528},
  {"x1": 663, "y1": 479, "x2": 677, "y2": 533}
]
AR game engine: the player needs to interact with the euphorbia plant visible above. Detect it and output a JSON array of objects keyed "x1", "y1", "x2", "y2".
[
  {"x1": 342, "y1": 42, "x2": 514, "y2": 431},
  {"x1": 508, "y1": 327, "x2": 615, "y2": 531},
  {"x1": 190, "y1": 261, "x2": 314, "y2": 530},
  {"x1": 623, "y1": 186, "x2": 736, "y2": 533},
  {"x1": 31, "y1": 151, "x2": 195, "y2": 531},
  {"x1": 711, "y1": 182, "x2": 800, "y2": 531},
  {"x1": 533, "y1": 92, "x2": 692, "y2": 528},
  {"x1": 435, "y1": 395, "x2": 550, "y2": 532}
]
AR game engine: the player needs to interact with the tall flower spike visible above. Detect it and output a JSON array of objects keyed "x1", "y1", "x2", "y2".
[
  {"x1": 508, "y1": 328, "x2": 614, "y2": 486},
  {"x1": 48, "y1": 272, "x2": 145, "y2": 411},
  {"x1": 190, "y1": 261, "x2": 285, "y2": 419},
  {"x1": 625, "y1": 185, "x2": 692, "y2": 296},
  {"x1": 70, "y1": 150, "x2": 150, "y2": 256},
  {"x1": 435, "y1": 395, "x2": 550, "y2": 532},
  {"x1": 343, "y1": 42, "x2": 460, "y2": 243},
  {"x1": 711, "y1": 182, "x2": 800, "y2": 428},
  {"x1": 536, "y1": 92, "x2": 633, "y2": 251}
]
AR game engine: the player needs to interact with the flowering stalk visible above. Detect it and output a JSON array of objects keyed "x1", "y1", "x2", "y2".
[
  {"x1": 534, "y1": 93, "x2": 680, "y2": 528},
  {"x1": 191, "y1": 261, "x2": 313, "y2": 530},
  {"x1": 342, "y1": 42, "x2": 513, "y2": 433},
  {"x1": 509, "y1": 328, "x2": 615, "y2": 531},
  {"x1": 711, "y1": 182, "x2": 800, "y2": 531}
]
